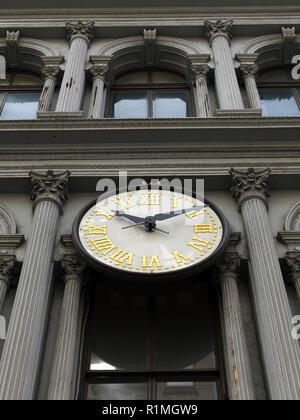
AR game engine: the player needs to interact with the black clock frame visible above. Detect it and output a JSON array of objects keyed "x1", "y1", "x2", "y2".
[{"x1": 72, "y1": 187, "x2": 230, "y2": 294}]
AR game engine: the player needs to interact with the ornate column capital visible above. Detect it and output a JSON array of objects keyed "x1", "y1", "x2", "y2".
[
  {"x1": 66, "y1": 21, "x2": 95, "y2": 45},
  {"x1": 218, "y1": 252, "x2": 241, "y2": 282},
  {"x1": 61, "y1": 255, "x2": 86, "y2": 285},
  {"x1": 42, "y1": 66, "x2": 60, "y2": 81},
  {"x1": 0, "y1": 255, "x2": 16, "y2": 286},
  {"x1": 90, "y1": 64, "x2": 109, "y2": 80},
  {"x1": 240, "y1": 63, "x2": 259, "y2": 79},
  {"x1": 230, "y1": 168, "x2": 271, "y2": 209},
  {"x1": 286, "y1": 252, "x2": 300, "y2": 284},
  {"x1": 191, "y1": 63, "x2": 210, "y2": 79},
  {"x1": 30, "y1": 170, "x2": 70, "y2": 214},
  {"x1": 204, "y1": 19, "x2": 233, "y2": 44}
]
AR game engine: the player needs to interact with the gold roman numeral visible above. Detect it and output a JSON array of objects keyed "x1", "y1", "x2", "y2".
[
  {"x1": 109, "y1": 249, "x2": 135, "y2": 266},
  {"x1": 142, "y1": 255, "x2": 162, "y2": 268},
  {"x1": 172, "y1": 251, "x2": 191, "y2": 264},
  {"x1": 91, "y1": 236, "x2": 117, "y2": 255},
  {"x1": 113, "y1": 196, "x2": 135, "y2": 210},
  {"x1": 94, "y1": 209, "x2": 115, "y2": 220},
  {"x1": 86, "y1": 225, "x2": 107, "y2": 235},
  {"x1": 194, "y1": 224, "x2": 213, "y2": 233},
  {"x1": 138, "y1": 192, "x2": 160, "y2": 205},
  {"x1": 188, "y1": 237, "x2": 211, "y2": 251}
]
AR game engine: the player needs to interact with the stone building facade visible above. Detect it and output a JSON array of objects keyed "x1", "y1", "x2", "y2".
[{"x1": 0, "y1": 1, "x2": 299, "y2": 400}]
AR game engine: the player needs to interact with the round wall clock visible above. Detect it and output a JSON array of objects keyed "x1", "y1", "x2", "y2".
[{"x1": 72, "y1": 188, "x2": 230, "y2": 292}]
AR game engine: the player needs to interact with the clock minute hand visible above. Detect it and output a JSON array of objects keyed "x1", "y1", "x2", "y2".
[
  {"x1": 113, "y1": 210, "x2": 145, "y2": 224},
  {"x1": 153, "y1": 205, "x2": 206, "y2": 221}
]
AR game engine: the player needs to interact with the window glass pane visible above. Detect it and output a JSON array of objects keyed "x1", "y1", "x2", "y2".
[
  {"x1": 0, "y1": 92, "x2": 40, "y2": 119},
  {"x1": 12, "y1": 72, "x2": 43, "y2": 86},
  {"x1": 152, "y1": 71, "x2": 185, "y2": 84},
  {"x1": 156, "y1": 283, "x2": 216, "y2": 370},
  {"x1": 153, "y1": 91, "x2": 188, "y2": 118},
  {"x1": 259, "y1": 89, "x2": 300, "y2": 116},
  {"x1": 0, "y1": 92, "x2": 4, "y2": 104},
  {"x1": 116, "y1": 71, "x2": 148, "y2": 84},
  {"x1": 113, "y1": 91, "x2": 148, "y2": 118},
  {"x1": 87, "y1": 383, "x2": 147, "y2": 400},
  {"x1": 157, "y1": 381, "x2": 218, "y2": 401},
  {"x1": 88, "y1": 284, "x2": 148, "y2": 371}
]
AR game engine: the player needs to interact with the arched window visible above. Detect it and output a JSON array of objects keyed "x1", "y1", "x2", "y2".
[
  {"x1": 108, "y1": 69, "x2": 192, "y2": 118},
  {"x1": 257, "y1": 67, "x2": 300, "y2": 116},
  {"x1": 0, "y1": 71, "x2": 43, "y2": 120}
]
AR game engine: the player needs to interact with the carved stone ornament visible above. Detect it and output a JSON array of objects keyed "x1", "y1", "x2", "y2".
[
  {"x1": 191, "y1": 64, "x2": 210, "y2": 79},
  {"x1": 204, "y1": 19, "x2": 233, "y2": 43},
  {"x1": 286, "y1": 252, "x2": 300, "y2": 283},
  {"x1": 61, "y1": 255, "x2": 86, "y2": 284},
  {"x1": 90, "y1": 65, "x2": 109, "y2": 80},
  {"x1": 30, "y1": 170, "x2": 70, "y2": 213},
  {"x1": 0, "y1": 255, "x2": 16, "y2": 285},
  {"x1": 230, "y1": 168, "x2": 271, "y2": 207},
  {"x1": 42, "y1": 66, "x2": 60, "y2": 81},
  {"x1": 66, "y1": 21, "x2": 95, "y2": 44},
  {"x1": 218, "y1": 253, "x2": 240, "y2": 280},
  {"x1": 240, "y1": 63, "x2": 259, "y2": 78}
]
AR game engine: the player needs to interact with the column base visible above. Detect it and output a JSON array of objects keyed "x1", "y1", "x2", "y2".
[
  {"x1": 37, "y1": 111, "x2": 84, "y2": 119},
  {"x1": 215, "y1": 109, "x2": 262, "y2": 117}
]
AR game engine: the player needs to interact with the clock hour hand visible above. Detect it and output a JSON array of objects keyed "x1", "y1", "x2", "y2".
[
  {"x1": 113, "y1": 210, "x2": 145, "y2": 224},
  {"x1": 153, "y1": 205, "x2": 206, "y2": 221}
]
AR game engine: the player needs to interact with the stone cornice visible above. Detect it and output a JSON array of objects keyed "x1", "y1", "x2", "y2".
[{"x1": 0, "y1": 235, "x2": 24, "y2": 256}]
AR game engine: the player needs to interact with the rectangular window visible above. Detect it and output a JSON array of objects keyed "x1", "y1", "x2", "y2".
[
  {"x1": 82, "y1": 282, "x2": 223, "y2": 400},
  {"x1": 112, "y1": 91, "x2": 148, "y2": 118},
  {"x1": 152, "y1": 91, "x2": 189, "y2": 118},
  {"x1": 259, "y1": 89, "x2": 300, "y2": 117},
  {"x1": 0, "y1": 92, "x2": 40, "y2": 120}
]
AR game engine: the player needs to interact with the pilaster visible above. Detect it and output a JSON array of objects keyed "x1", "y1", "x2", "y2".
[
  {"x1": 0, "y1": 170, "x2": 70, "y2": 400},
  {"x1": 236, "y1": 54, "x2": 262, "y2": 113},
  {"x1": 230, "y1": 167, "x2": 300, "y2": 400},
  {"x1": 87, "y1": 56, "x2": 111, "y2": 119},
  {"x1": 188, "y1": 54, "x2": 211, "y2": 118},
  {"x1": 37, "y1": 57, "x2": 64, "y2": 114}
]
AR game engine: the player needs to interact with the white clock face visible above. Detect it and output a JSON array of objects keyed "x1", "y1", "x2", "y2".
[{"x1": 77, "y1": 190, "x2": 224, "y2": 275}]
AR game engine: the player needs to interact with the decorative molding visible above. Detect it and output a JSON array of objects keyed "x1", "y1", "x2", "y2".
[
  {"x1": 204, "y1": 19, "x2": 233, "y2": 44},
  {"x1": 0, "y1": 235, "x2": 24, "y2": 256},
  {"x1": 188, "y1": 54, "x2": 211, "y2": 80},
  {"x1": 0, "y1": 255, "x2": 16, "y2": 285},
  {"x1": 282, "y1": 27, "x2": 296, "y2": 65},
  {"x1": 89, "y1": 56, "x2": 111, "y2": 80},
  {"x1": 286, "y1": 251, "x2": 300, "y2": 284},
  {"x1": 0, "y1": 204, "x2": 17, "y2": 235},
  {"x1": 230, "y1": 167, "x2": 271, "y2": 208},
  {"x1": 284, "y1": 201, "x2": 300, "y2": 231},
  {"x1": 6, "y1": 31, "x2": 20, "y2": 68},
  {"x1": 42, "y1": 66, "x2": 60, "y2": 81},
  {"x1": 41, "y1": 56, "x2": 64, "y2": 80},
  {"x1": 66, "y1": 21, "x2": 95, "y2": 45},
  {"x1": 30, "y1": 169, "x2": 70, "y2": 213},
  {"x1": 18, "y1": 37, "x2": 60, "y2": 57},
  {"x1": 97, "y1": 35, "x2": 202, "y2": 57},
  {"x1": 218, "y1": 252, "x2": 240, "y2": 280}
]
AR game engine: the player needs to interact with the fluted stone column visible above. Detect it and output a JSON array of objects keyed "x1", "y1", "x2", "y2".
[
  {"x1": 88, "y1": 56, "x2": 111, "y2": 119},
  {"x1": 38, "y1": 67, "x2": 60, "y2": 113},
  {"x1": 231, "y1": 168, "x2": 300, "y2": 400},
  {"x1": 204, "y1": 20, "x2": 244, "y2": 110},
  {"x1": 286, "y1": 252, "x2": 300, "y2": 303},
  {"x1": 189, "y1": 55, "x2": 211, "y2": 117},
  {"x1": 0, "y1": 170, "x2": 70, "y2": 400},
  {"x1": 236, "y1": 54, "x2": 262, "y2": 111},
  {"x1": 56, "y1": 21, "x2": 94, "y2": 112},
  {"x1": 47, "y1": 255, "x2": 85, "y2": 400},
  {"x1": 0, "y1": 256, "x2": 15, "y2": 313},
  {"x1": 218, "y1": 254, "x2": 255, "y2": 400}
]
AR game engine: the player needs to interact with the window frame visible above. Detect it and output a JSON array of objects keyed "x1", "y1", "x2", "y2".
[
  {"x1": 78, "y1": 281, "x2": 226, "y2": 401},
  {"x1": 257, "y1": 66, "x2": 300, "y2": 116},
  {"x1": 0, "y1": 71, "x2": 42, "y2": 119},
  {"x1": 106, "y1": 69, "x2": 195, "y2": 118}
]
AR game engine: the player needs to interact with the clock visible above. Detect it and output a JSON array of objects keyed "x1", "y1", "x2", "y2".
[{"x1": 72, "y1": 188, "x2": 230, "y2": 292}]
